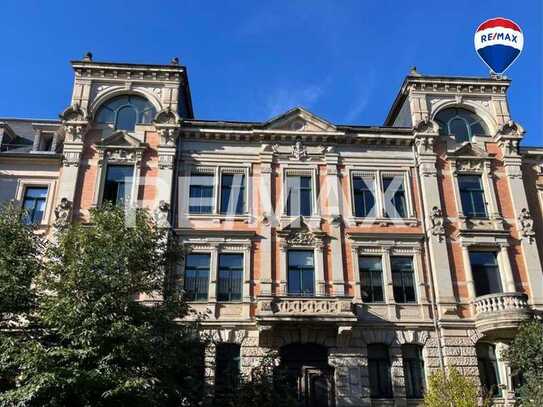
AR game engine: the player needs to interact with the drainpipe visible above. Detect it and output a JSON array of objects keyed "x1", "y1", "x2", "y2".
[{"x1": 412, "y1": 143, "x2": 445, "y2": 371}]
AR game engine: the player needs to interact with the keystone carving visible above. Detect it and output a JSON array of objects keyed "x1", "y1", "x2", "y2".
[
  {"x1": 53, "y1": 198, "x2": 72, "y2": 229},
  {"x1": 518, "y1": 208, "x2": 535, "y2": 241},
  {"x1": 154, "y1": 106, "x2": 180, "y2": 125},
  {"x1": 413, "y1": 118, "x2": 439, "y2": 135},
  {"x1": 59, "y1": 103, "x2": 87, "y2": 122}
]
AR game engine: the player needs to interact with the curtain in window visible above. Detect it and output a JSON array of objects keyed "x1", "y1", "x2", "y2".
[
  {"x1": 391, "y1": 256, "x2": 416, "y2": 303},
  {"x1": 217, "y1": 253, "x2": 243, "y2": 301},
  {"x1": 184, "y1": 254, "x2": 210, "y2": 301},
  {"x1": 359, "y1": 256, "x2": 384, "y2": 302}
]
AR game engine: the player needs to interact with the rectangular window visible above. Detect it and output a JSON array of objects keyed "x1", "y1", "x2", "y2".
[
  {"x1": 353, "y1": 176, "x2": 376, "y2": 217},
  {"x1": 477, "y1": 344, "x2": 501, "y2": 397},
  {"x1": 402, "y1": 345, "x2": 425, "y2": 399},
  {"x1": 368, "y1": 344, "x2": 393, "y2": 399},
  {"x1": 383, "y1": 176, "x2": 407, "y2": 218},
  {"x1": 103, "y1": 165, "x2": 133, "y2": 205},
  {"x1": 459, "y1": 175, "x2": 487, "y2": 218},
  {"x1": 184, "y1": 253, "x2": 210, "y2": 301},
  {"x1": 189, "y1": 172, "x2": 214, "y2": 214},
  {"x1": 22, "y1": 186, "x2": 47, "y2": 224},
  {"x1": 217, "y1": 253, "x2": 243, "y2": 302},
  {"x1": 470, "y1": 251, "x2": 502, "y2": 297},
  {"x1": 287, "y1": 251, "x2": 314, "y2": 296},
  {"x1": 391, "y1": 256, "x2": 416, "y2": 303},
  {"x1": 286, "y1": 175, "x2": 312, "y2": 216},
  {"x1": 215, "y1": 343, "x2": 241, "y2": 396},
  {"x1": 220, "y1": 173, "x2": 246, "y2": 215},
  {"x1": 359, "y1": 256, "x2": 384, "y2": 303}
]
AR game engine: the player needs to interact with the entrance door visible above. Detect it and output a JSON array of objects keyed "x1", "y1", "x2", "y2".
[
  {"x1": 303, "y1": 367, "x2": 334, "y2": 407},
  {"x1": 280, "y1": 344, "x2": 335, "y2": 407}
]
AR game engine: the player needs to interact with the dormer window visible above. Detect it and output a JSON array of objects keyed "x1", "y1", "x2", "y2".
[
  {"x1": 95, "y1": 95, "x2": 156, "y2": 132},
  {"x1": 435, "y1": 108, "x2": 488, "y2": 143}
]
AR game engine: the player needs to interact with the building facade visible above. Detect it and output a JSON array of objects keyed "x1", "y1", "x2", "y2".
[{"x1": 1, "y1": 57, "x2": 542, "y2": 406}]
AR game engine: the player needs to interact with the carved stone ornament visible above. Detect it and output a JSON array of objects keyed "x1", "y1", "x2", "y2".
[
  {"x1": 518, "y1": 208, "x2": 535, "y2": 241},
  {"x1": 456, "y1": 159, "x2": 483, "y2": 173},
  {"x1": 105, "y1": 148, "x2": 142, "y2": 164},
  {"x1": 496, "y1": 120, "x2": 524, "y2": 138},
  {"x1": 413, "y1": 118, "x2": 439, "y2": 134},
  {"x1": 291, "y1": 140, "x2": 308, "y2": 161},
  {"x1": 429, "y1": 206, "x2": 446, "y2": 240},
  {"x1": 155, "y1": 200, "x2": 170, "y2": 227},
  {"x1": 59, "y1": 102, "x2": 87, "y2": 122},
  {"x1": 287, "y1": 231, "x2": 316, "y2": 246},
  {"x1": 63, "y1": 151, "x2": 81, "y2": 167},
  {"x1": 153, "y1": 106, "x2": 180, "y2": 125},
  {"x1": 53, "y1": 198, "x2": 72, "y2": 229},
  {"x1": 158, "y1": 154, "x2": 175, "y2": 170}
]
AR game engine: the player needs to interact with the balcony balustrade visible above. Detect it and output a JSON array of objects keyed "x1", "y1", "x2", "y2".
[{"x1": 473, "y1": 292, "x2": 531, "y2": 335}]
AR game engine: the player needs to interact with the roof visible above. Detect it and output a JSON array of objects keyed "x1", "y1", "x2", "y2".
[
  {"x1": 0, "y1": 118, "x2": 61, "y2": 153},
  {"x1": 384, "y1": 72, "x2": 511, "y2": 126}
]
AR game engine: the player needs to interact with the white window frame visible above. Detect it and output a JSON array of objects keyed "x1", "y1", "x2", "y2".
[
  {"x1": 348, "y1": 169, "x2": 416, "y2": 221},
  {"x1": 15, "y1": 179, "x2": 56, "y2": 227},
  {"x1": 281, "y1": 167, "x2": 319, "y2": 218},
  {"x1": 184, "y1": 164, "x2": 251, "y2": 219},
  {"x1": 181, "y1": 239, "x2": 252, "y2": 303}
]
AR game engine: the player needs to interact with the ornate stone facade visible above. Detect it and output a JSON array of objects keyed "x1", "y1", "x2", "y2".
[{"x1": 1, "y1": 58, "x2": 542, "y2": 406}]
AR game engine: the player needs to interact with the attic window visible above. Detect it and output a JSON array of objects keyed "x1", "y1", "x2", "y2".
[
  {"x1": 435, "y1": 108, "x2": 489, "y2": 143},
  {"x1": 37, "y1": 133, "x2": 54, "y2": 152},
  {"x1": 95, "y1": 95, "x2": 156, "y2": 132}
]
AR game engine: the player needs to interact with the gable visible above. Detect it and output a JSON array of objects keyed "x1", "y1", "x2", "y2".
[
  {"x1": 99, "y1": 131, "x2": 144, "y2": 148},
  {"x1": 264, "y1": 107, "x2": 336, "y2": 132},
  {"x1": 449, "y1": 142, "x2": 490, "y2": 158}
]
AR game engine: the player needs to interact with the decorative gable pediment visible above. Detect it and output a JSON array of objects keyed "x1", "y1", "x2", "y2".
[
  {"x1": 264, "y1": 107, "x2": 336, "y2": 132},
  {"x1": 98, "y1": 130, "x2": 145, "y2": 148},
  {"x1": 448, "y1": 142, "x2": 491, "y2": 159}
]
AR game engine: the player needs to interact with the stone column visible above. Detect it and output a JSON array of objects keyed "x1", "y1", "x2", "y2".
[
  {"x1": 498, "y1": 128, "x2": 543, "y2": 305},
  {"x1": 499, "y1": 243, "x2": 516, "y2": 292},
  {"x1": 461, "y1": 244, "x2": 476, "y2": 300},
  {"x1": 390, "y1": 345, "x2": 407, "y2": 407},
  {"x1": 57, "y1": 120, "x2": 88, "y2": 215},
  {"x1": 258, "y1": 159, "x2": 274, "y2": 295},
  {"x1": 325, "y1": 155, "x2": 346, "y2": 296},
  {"x1": 414, "y1": 129, "x2": 457, "y2": 317},
  {"x1": 315, "y1": 241, "x2": 326, "y2": 295}
]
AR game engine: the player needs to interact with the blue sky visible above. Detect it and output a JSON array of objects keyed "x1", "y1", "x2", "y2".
[{"x1": 0, "y1": 0, "x2": 541, "y2": 145}]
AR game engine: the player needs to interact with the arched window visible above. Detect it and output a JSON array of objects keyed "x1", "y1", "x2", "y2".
[
  {"x1": 476, "y1": 343, "x2": 501, "y2": 396},
  {"x1": 95, "y1": 95, "x2": 156, "y2": 132},
  {"x1": 434, "y1": 108, "x2": 489, "y2": 143}
]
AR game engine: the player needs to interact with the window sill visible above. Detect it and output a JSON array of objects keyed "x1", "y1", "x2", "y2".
[
  {"x1": 185, "y1": 214, "x2": 253, "y2": 223},
  {"x1": 348, "y1": 216, "x2": 419, "y2": 227}
]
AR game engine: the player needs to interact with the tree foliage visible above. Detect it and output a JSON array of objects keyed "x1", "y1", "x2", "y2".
[
  {"x1": 504, "y1": 319, "x2": 543, "y2": 407},
  {"x1": 0, "y1": 205, "x2": 205, "y2": 406},
  {"x1": 424, "y1": 367, "x2": 489, "y2": 407}
]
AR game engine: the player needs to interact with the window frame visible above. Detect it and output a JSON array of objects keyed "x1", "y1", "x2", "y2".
[
  {"x1": 95, "y1": 94, "x2": 157, "y2": 132},
  {"x1": 469, "y1": 250, "x2": 503, "y2": 297},
  {"x1": 282, "y1": 167, "x2": 318, "y2": 218},
  {"x1": 476, "y1": 343, "x2": 502, "y2": 397},
  {"x1": 458, "y1": 174, "x2": 488, "y2": 219},
  {"x1": 367, "y1": 343, "x2": 393, "y2": 399},
  {"x1": 402, "y1": 344, "x2": 426, "y2": 399},
  {"x1": 351, "y1": 171, "x2": 377, "y2": 218},
  {"x1": 217, "y1": 252, "x2": 244, "y2": 302},
  {"x1": 215, "y1": 343, "x2": 241, "y2": 394},
  {"x1": 358, "y1": 255, "x2": 385, "y2": 303},
  {"x1": 434, "y1": 107, "x2": 490, "y2": 143},
  {"x1": 21, "y1": 185, "x2": 48, "y2": 225},
  {"x1": 15, "y1": 179, "x2": 55, "y2": 227},
  {"x1": 183, "y1": 252, "x2": 211, "y2": 302},
  {"x1": 101, "y1": 164, "x2": 134, "y2": 206},
  {"x1": 348, "y1": 169, "x2": 414, "y2": 221},
  {"x1": 391, "y1": 256, "x2": 417, "y2": 304},
  {"x1": 185, "y1": 165, "x2": 250, "y2": 218},
  {"x1": 287, "y1": 250, "x2": 316, "y2": 296}
]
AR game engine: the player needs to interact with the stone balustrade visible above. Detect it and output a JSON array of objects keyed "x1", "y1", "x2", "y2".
[
  {"x1": 473, "y1": 292, "x2": 530, "y2": 334},
  {"x1": 256, "y1": 295, "x2": 356, "y2": 322}
]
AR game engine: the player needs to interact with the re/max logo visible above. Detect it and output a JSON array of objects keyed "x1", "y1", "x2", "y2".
[{"x1": 480, "y1": 31, "x2": 518, "y2": 43}]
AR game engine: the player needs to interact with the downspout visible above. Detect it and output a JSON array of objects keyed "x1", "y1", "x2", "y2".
[{"x1": 412, "y1": 143, "x2": 445, "y2": 370}]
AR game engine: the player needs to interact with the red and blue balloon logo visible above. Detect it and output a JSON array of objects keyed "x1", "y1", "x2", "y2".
[{"x1": 474, "y1": 17, "x2": 524, "y2": 74}]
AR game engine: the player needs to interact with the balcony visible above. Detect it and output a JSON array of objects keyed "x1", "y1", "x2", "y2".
[
  {"x1": 473, "y1": 292, "x2": 531, "y2": 336},
  {"x1": 256, "y1": 291, "x2": 356, "y2": 323}
]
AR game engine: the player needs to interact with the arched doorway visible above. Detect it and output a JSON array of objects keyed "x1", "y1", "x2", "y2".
[{"x1": 279, "y1": 343, "x2": 335, "y2": 407}]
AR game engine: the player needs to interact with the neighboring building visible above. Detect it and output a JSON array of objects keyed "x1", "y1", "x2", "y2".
[{"x1": 1, "y1": 56, "x2": 542, "y2": 407}]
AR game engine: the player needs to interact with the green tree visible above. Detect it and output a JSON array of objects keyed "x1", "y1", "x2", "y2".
[
  {"x1": 0, "y1": 205, "x2": 205, "y2": 406},
  {"x1": 424, "y1": 367, "x2": 489, "y2": 407},
  {"x1": 0, "y1": 203, "x2": 42, "y2": 393},
  {"x1": 504, "y1": 319, "x2": 543, "y2": 407}
]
